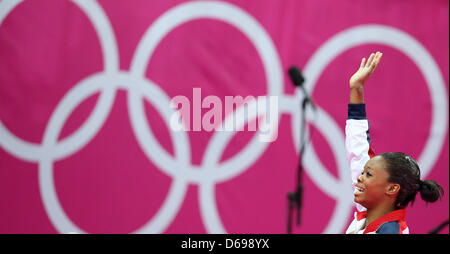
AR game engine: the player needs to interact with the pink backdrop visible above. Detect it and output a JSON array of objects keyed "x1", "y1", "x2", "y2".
[{"x1": 0, "y1": 0, "x2": 448, "y2": 234}]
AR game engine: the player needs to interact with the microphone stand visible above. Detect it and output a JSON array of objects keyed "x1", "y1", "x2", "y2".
[
  {"x1": 286, "y1": 67, "x2": 315, "y2": 234},
  {"x1": 287, "y1": 93, "x2": 310, "y2": 234}
]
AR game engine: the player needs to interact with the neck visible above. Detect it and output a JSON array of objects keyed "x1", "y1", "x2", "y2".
[{"x1": 365, "y1": 204, "x2": 396, "y2": 228}]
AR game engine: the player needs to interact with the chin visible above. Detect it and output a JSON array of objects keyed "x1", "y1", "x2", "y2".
[{"x1": 354, "y1": 196, "x2": 365, "y2": 206}]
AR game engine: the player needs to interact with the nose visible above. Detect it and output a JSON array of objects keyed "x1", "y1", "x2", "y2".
[{"x1": 357, "y1": 173, "x2": 364, "y2": 183}]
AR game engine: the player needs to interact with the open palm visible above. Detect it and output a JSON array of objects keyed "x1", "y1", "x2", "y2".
[{"x1": 350, "y1": 52, "x2": 383, "y2": 89}]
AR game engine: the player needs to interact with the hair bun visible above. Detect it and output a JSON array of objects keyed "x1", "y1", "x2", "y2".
[{"x1": 419, "y1": 180, "x2": 444, "y2": 203}]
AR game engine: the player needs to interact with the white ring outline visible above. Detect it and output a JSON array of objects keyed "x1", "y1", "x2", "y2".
[
  {"x1": 40, "y1": 72, "x2": 190, "y2": 234},
  {"x1": 302, "y1": 24, "x2": 448, "y2": 180},
  {"x1": 0, "y1": 0, "x2": 189, "y2": 234},
  {"x1": 129, "y1": 1, "x2": 283, "y2": 181},
  {"x1": 0, "y1": 0, "x2": 119, "y2": 161},
  {"x1": 129, "y1": 1, "x2": 284, "y2": 233}
]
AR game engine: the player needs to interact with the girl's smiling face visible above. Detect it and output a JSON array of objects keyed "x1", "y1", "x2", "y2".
[{"x1": 354, "y1": 156, "x2": 393, "y2": 209}]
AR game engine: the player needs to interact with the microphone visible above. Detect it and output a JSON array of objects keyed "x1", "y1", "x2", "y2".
[
  {"x1": 288, "y1": 67, "x2": 315, "y2": 110},
  {"x1": 288, "y1": 66, "x2": 305, "y2": 87}
]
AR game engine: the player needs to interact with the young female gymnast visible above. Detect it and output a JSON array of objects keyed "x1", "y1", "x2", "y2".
[{"x1": 345, "y1": 52, "x2": 444, "y2": 234}]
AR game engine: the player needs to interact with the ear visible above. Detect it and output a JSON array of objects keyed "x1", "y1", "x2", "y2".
[{"x1": 386, "y1": 183, "x2": 400, "y2": 196}]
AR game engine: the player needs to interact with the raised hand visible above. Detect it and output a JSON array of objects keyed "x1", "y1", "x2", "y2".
[
  {"x1": 349, "y1": 52, "x2": 383, "y2": 104},
  {"x1": 350, "y1": 52, "x2": 383, "y2": 90}
]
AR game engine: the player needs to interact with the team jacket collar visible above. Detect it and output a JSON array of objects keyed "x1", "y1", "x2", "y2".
[{"x1": 356, "y1": 209, "x2": 406, "y2": 234}]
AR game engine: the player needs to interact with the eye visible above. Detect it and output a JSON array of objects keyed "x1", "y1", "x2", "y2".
[{"x1": 361, "y1": 170, "x2": 372, "y2": 177}]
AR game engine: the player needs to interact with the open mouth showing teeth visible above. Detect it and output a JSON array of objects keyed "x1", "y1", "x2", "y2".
[{"x1": 354, "y1": 187, "x2": 365, "y2": 195}]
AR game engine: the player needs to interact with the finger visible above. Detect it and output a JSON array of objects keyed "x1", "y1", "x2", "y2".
[
  {"x1": 373, "y1": 52, "x2": 383, "y2": 68},
  {"x1": 377, "y1": 52, "x2": 383, "y2": 62},
  {"x1": 366, "y1": 53, "x2": 376, "y2": 67},
  {"x1": 374, "y1": 52, "x2": 381, "y2": 60},
  {"x1": 369, "y1": 53, "x2": 383, "y2": 74},
  {"x1": 360, "y1": 58, "x2": 366, "y2": 69}
]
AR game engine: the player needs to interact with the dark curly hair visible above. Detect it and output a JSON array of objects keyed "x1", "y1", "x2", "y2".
[{"x1": 379, "y1": 152, "x2": 444, "y2": 209}]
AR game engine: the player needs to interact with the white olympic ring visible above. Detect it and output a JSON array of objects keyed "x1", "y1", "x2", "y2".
[{"x1": 0, "y1": 0, "x2": 447, "y2": 234}]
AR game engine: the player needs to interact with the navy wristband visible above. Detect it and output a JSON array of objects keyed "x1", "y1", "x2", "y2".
[{"x1": 348, "y1": 104, "x2": 367, "y2": 120}]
